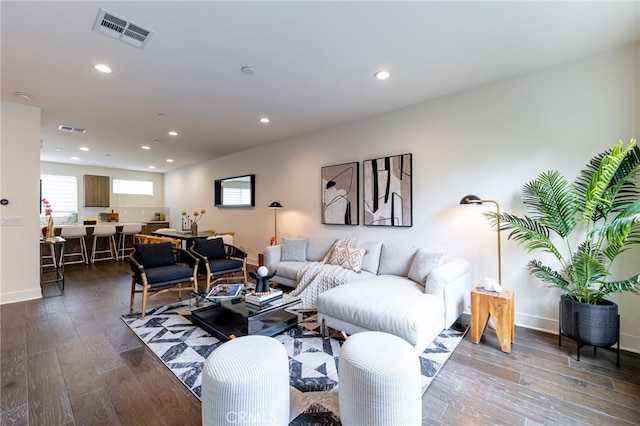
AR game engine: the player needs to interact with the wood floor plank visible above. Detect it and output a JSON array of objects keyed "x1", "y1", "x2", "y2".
[
  {"x1": 519, "y1": 373, "x2": 640, "y2": 425},
  {"x1": 100, "y1": 364, "x2": 173, "y2": 425},
  {"x1": 56, "y1": 336, "x2": 104, "y2": 399},
  {"x1": 69, "y1": 386, "x2": 122, "y2": 426},
  {"x1": 0, "y1": 403, "x2": 28, "y2": 426},
  {"x1": 445, "y1": 357, "x2": 619, "y2": 425},
  {"x1": 120, "y1": 347, "x2": 201, "y2": 425},
  {"x1": 1, "y1": 324, "x2": 27, "y2": 412},
  {"x1": 25, "y1": 316, "x2": 56, "y2": 356},
  {"x1": 26, "y1": 349, "x2": 74, "y2": 426}
]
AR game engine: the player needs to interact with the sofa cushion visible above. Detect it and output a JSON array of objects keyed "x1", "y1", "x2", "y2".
[
  {"x1": 306, "y1": 238, "x2": 337, "y2": 262},
  {"x1": 281, "y1": 237, "x2": 308, "y2": 262},
  {"x1": 194, "y1": 238, "x2": 226, "y2": 260},
  {"x1": 326, "y1": 247, "x2": 367, "y2": 272},
  {"x1": 408, "y1": 249, "x2": 444, "y2": 286},
  {"x1": 317, "y1": 276, "x2": 444, "y2": 347},
  {"x1": 360, "y1": 241, "x2": 383, "y2": 274},
  {"x1": 378, "y1": 243, "x2": 418, "y2": 276},
  {"x1": 272, "y1": 261, "x2": 309, "y2": 280},
  {"x1": 134, "y1": 242, "x2": 175, "y2": 268}
]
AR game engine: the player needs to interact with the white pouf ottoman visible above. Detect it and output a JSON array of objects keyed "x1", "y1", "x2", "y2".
[
  {"x1": 202, "y1": 335, "x2": 290, "y2": 426},
  {"x1": 339, "y1": 331, "x2": 422, "y2": 426}
]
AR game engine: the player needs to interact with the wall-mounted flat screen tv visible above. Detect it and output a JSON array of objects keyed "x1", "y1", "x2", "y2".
[{"x1": 214, "y1": 174, "x2": 255, "y2": 207}]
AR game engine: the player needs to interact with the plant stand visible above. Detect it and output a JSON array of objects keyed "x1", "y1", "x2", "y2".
[{"x1": 558, "y1": 300, "x2": 620, "y2": 368}]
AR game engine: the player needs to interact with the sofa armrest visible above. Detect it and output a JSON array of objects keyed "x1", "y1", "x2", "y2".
[
  {"x1": 263, "y1": 245, "x2": 282, "y2": 269},
  {"x1": 425, "y1": 257, "x2": 471, "y2": 328}
]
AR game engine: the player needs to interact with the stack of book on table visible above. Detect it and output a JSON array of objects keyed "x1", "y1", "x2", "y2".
[{"x1": 244, "y1": 289, "x2": 283, "y2": 307}]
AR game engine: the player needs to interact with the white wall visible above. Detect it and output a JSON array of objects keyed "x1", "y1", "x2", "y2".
[
  {"x1": 0, "y1": 101, "x2": 42, "y2": 304},
  {"x1": 165, "y1": 44, "x2": 640, "y2": 352},
  {"x1": 40, "y1": 162, "x2": 166, "y2": 224}
]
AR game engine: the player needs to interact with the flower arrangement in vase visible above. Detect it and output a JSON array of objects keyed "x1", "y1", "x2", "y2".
[
  {"x1": 42, "y1": 198, "x2": 55, "y2": 240},
  {"x1": 182, "y1": 209, "x2": 206, "y2": 234}
]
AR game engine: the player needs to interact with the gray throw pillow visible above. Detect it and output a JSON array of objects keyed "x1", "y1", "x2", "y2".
[
  {"x1": 281, "y1": 237, "x2": 308, "y2": 262},
  {"x1": 408, "y1": 248, "x2": 444, "y2": 286}
]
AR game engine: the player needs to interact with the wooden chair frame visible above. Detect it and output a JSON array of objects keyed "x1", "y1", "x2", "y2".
[
  {"x1": 190, "y1": 243, "x2": 247, "y2": 292},
  {"x1": 129, "y1": 246, "x2": 199, "y2": 319}
]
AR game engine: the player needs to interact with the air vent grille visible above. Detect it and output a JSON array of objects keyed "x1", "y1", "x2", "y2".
[
  {"x1": 58, "y1": 125, "x2": 87, "y2": 134},
  {"x1": 93, "y1": 8, "x2": 153, "y2": 48}
]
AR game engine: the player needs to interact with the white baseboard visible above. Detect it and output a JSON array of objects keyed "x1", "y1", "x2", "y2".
[{"x1": 0, "y1": 288, "x2": 42, "y2": 305}]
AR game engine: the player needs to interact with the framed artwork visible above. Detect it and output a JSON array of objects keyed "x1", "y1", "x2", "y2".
[
  {"x1": 363, "y1": 153, "x2": 412, "y2": 227},
  {"x1": 321, "y1": 162, "x2": 359, "y2": 225}
]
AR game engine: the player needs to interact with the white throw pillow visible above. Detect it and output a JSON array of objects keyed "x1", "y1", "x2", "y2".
[
  {"x1": 408, "y1": 248, "x2": 444, "y2": 286},
  {"x1": 281, "y1": 237, "x2": 308, "y2": 262},
  {"x1": 326, "y1": 247, "x2": 368, "y2": 273}
]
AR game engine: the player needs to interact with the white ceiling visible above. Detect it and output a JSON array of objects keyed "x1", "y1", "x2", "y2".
[{"x1": 2, "y1": 1, "x2": 639, "y2": 173}]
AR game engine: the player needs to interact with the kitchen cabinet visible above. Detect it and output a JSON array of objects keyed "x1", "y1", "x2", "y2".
[
  {"x1": 84, "y1": 175, "x2": 110, "y2": 207},
  {"x1": 142, "y1": 221, "x2": 170, "y2": 234}
]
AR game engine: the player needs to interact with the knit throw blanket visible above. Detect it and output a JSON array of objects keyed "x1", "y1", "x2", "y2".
[{"x1": 290, "y1": 238, "x2": 360, "y2": 309}]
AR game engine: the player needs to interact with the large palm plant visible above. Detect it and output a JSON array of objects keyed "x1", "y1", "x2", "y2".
[{"x1": 487, "y1": 139, "x2": 640, "y2": 304}]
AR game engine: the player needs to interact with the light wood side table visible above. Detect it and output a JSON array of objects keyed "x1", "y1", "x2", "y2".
[{"x1": 471, "y1": 286, "x2": 515, "y2": 353}]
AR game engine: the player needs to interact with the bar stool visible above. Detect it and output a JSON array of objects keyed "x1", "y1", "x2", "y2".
[
  {"x1": 59, "y1": 226, "x2": 88, "y2": 265},
  {"x1": 40, "y1": 227, "x2": 57, "y2": 268},
  {"x1": 91, "y1": 224, "x2": 118, "y2": 263},
  {"x1": 118, "y1": 223, "x2": 142, "y2": 260}
]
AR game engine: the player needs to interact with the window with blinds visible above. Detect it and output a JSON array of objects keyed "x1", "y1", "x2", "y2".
[
  {"x1": 112, "y1": 179, "x2": 153, "y2": 195},
  {"x1": 40, "y1": 174, "x2": 78, "y2": 217}
]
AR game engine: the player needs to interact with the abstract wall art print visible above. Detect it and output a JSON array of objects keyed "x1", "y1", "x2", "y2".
[
  {"x1": 321, "y1": 162, "x2": 359, "y2": 225},
  {"x1": 363, "y1": 153, "x2": 412, "y2": 227}
]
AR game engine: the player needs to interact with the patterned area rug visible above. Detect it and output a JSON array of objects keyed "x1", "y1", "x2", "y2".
[{"x1": 122, "y1": 302, "x2": 469, "y2": 425}]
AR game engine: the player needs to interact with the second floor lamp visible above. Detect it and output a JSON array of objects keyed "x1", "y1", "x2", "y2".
[
  {"x1": 460, "y1": 195, "x2": 502, "y2": 285},
  {"x1": 269, "y1": 201, "x2": 283, "y2": 244}
]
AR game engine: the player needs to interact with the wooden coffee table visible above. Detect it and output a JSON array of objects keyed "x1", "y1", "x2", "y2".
[{"x1": 190, "y1": 287, "x2": 301, "y2": 341}]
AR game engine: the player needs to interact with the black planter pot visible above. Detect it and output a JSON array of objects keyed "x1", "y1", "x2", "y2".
[{"x1": 560, "y1": 295, "x2": 619, "y2": 348}]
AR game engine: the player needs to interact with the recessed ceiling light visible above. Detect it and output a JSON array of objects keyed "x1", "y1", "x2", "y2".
[
  {"x1": 94, "y1": 63, "x2": 112, "y2": 74},
  {"x1": 53, "y1": 148, "x2": 63, "y2": 152},
  {"x1": 153, "y1": 139, "x2": 162, "y2": 143},
  {"x1": 241, "y1": 66, "x2": 255, "y2": 75},
  {"x1": 168, "y1": 131, "x2": 178, "y2": 136},
  {"x1": 105, "y1": 154, "x2": 111, "y2": 157},
  {"x1": 260, "y1": 117, "x2": 270, "y2": 124},
  {"x1": 166, "y1": 158, "x2": 174, "y2": 163},
  {"x1": 71, "y1": 156, "x2": 80, "y2": 161},
  {"x1": 374, "y1": 70, "x2": 391, "y2": 80},
  {"x1": 158, "y1": 113, "x2": 167, "y2": 117},
  {"x1": 148, "y1": 165, "x2": 156, "y2": 169},
  {"x1": 141, "y1": 145, "x2": 151, "y2": 150},
  {"x1": 79, "y1": 146, "x2": 90, "y2": 151}
]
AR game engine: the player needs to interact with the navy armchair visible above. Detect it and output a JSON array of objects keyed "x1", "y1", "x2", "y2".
[
  {"x1": 129, "y1": 242, "x2": 199, "y2": 318},
  {"x1": 189, "y1": 238, "x2": 247, "y2": 291}
]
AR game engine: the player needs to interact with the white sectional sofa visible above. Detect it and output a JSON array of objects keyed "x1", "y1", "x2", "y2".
[{"x1": 263, "y1": 237, "x2": 471, "y2": 353}]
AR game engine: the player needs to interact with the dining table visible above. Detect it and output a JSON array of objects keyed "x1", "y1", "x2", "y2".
[{"x1": 151, "y1": 229, "x2": 213, "y2": 249}]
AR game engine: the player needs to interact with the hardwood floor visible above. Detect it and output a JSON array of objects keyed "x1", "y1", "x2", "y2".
[{"x1": 1, "y1": 261, "x2": 639, "y2": 425}]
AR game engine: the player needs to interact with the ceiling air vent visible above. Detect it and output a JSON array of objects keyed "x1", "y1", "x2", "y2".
[
  {"x1": 58, "y1": 125, "x2": 87, "y2": 134},
  {"x1": 93, "y1": 8, "x2": 153, "y2": 48}
]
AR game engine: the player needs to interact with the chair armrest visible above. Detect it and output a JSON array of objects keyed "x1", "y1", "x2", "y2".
[
  {"x1": 175, "y1": 247, "x2": 199, "y2": 269},
  {"x1": 224, "y1": 244, "x2": 247, "y2": 260},
  {"x1": 129, "y1": 254, "x2": 144, "y2": 273}
]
